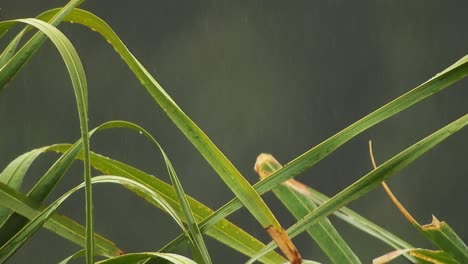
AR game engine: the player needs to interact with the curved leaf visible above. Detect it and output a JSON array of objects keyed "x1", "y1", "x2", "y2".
[
  {"x1": 0, "y1": 17, "x2": 93, "y2": 262},
  {"x1": 0, "y1": 175, "x2": 185, "y2": 262},
  {"x1": 49, "y1": 144, "x2": 285, "y2": 264},
  {"x1": 0, "y1": 118, "x2": 285, "y2": 263}
]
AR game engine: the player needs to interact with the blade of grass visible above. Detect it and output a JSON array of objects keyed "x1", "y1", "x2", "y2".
[
  {"x1": 255, "y1": 154, "x2": 361, "y2": 264},
  {"x1": 0, "y1": 182, "x2": 121, "y2": 257},
  {"x1": 158, "y1": 53, "x2": 468, "y2": 253},
  {"x1": 95, "y1": 121, "x2": 212, "y2": 263},
  {"x1": 0, "y1": 17, "x2": 94, "y2": 263},
  {"x1": 49, "y1": 144, "x2": 285, "y2": 264},
  {"x1": 0, "y1": 30, "x2": 25, "y2": 67},
  {"x1": 285, "y1": 182, "x2": 418, "y2": 263},
  {"x1": 247, "y1": 114, "x2": 468, "y2": 262},
  {"x1": 59, "y1": 144, "x2": 286, "y2": 264},
  {"x1": 0, "y1": 175, "x2": 189, "y2": 262},
  {"x1": 0, "y1": 118, "x2": 285, "y2": 263},
  {"x1": 96, "y1": 252, "x2": 197, "y2": 264},
  {"x1": 163, "y1": 152, "x2": 211, "y2": 263},
  {"x1": 35, "y1": 8, "x2": 300, "y2": 262},
  {"x1": 0, "y1": 141, "x2": 82, "y2": 243},
  {"x1": 0, "y1": 119, "x2": 202, "y2": 258}
]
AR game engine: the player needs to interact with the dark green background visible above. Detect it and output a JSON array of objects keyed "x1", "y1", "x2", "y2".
[{"x1": 1, "y1": 1, "x2": 467, "y2": 263}]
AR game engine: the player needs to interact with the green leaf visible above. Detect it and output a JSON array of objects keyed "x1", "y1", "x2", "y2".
[
  {"x1": 163, "y1": 151, "x2": 212, "y2": 263},
  {"x1": 0, "y1": 147, "x2": 47, "y2": 225},
  {"x1": 255, "y1": 154, "x2": 361, "y2": 264},
  {"x1": 48, "y1": 144, "x2": 285, "y2": 264},
  {"x1": 421, "y1": 216, "x2": 468, "y2": 263},
  {"x1": 148, "y1": 54, "x2": 468, "y2": 256},
  {"x1": 0, "y1": 187, "x2": 120, "y2": 257},
  {"x1": 35, "y1": 8, "x2": 299, "y2": 262},
  {"x1": 0, "y1": 30, "x2": 25, "y2": 68},
  {"x1": 112, "y1": 121, "x2": 211, "y2": 263},
  {"x1": 289, "y1": 182, "x2": 417, "y2": 262},
  {"x1": 0, "y1": 141, "x2": 81, "y2": 244},
  {"x1": 96, "y1": 252, "x2": 197, "y2": 264},
  {"x1": 92, "y1": 121, "x2": 210, "y2": 262},
  {"x1": 0, "y1": 118, "x2": 284, "y2": 263},
  {"x1": 247, "y1": 114, "x2": 468, "y2": 262},
  {"x1": 0, "y1": 175, "x2": 187, "y2": 262},
  {"x1": 0, "y1": 182, "x2": 121, "y2": 257},
  {"x1": 0, "y1": 17, "x2": 93, "y2": 262}
]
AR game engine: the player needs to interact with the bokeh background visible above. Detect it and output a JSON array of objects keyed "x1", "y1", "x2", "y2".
[{"x1": 1, "y1": 1, "x2": 467, "y2": 263}]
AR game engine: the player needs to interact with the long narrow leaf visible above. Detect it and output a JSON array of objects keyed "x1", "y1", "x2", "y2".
[
  {"x1": 49, "y1": 144, "x2": 285, "y2": 264},
  {"x1": 35, "y1": 9, "x2": 300, "y2": 262},
  {"x1": 140, "y1": 53, "x2": 468, "y2": 254},
  {"x1": 103, "y1": 121, "x2": 211, "y2": 263},
  {"x1": 0, "y1": 141, "x2": 83, "y2": 244},
  {"x1": 0, "y1": 117, "x2": 285, "y2": 263},
  {"x1": 290, "y1": 182, "x2": 417, "y2": 262},
  {"x1": 168, "y1": 53, "x2": 468, "y2": 251},
  {"x1": 0, "y1": 175, "x2": 187, "y2": 262},
  {"x1": 0, "y1": 17, "x2": 94, "y2": 262},
  {"x1": 0, "y1": 30, "x2": 25, "y2": 67},
  {"x1": 162, "y1": 153, "x2": 211, "y2": 263},
  {"x1": 0, "y1": 147, "x2": 47, "y2": 225},
  {"x1": 247, "y1": 115, "x2": 468, "y2": 262},
  {"x1": 35, "y1": 8, "x2": 468, "y2": 262},
  {"x1": 0, "y1": 184, "x2": 121, "y2": 257}
]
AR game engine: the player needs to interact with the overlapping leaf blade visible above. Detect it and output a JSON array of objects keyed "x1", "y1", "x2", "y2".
[
  {"x1": 0, "y1": 118, "x2": 285, "y2": 263},
  {"x1": 0, "y1": 16, "x2": 94, "y2": 262},
  {"x1": 247, "y1": 114, "x2": 468, "y2": 262},
  {"x1": 0, "y1": 175, "x2": 187, "y2": 262},
  {"x1": 36, "y1": 9, "x2": 301, "y2": 262},
  {"x1": 49, "y1": 144, "x2": 285, "y2": 264}
]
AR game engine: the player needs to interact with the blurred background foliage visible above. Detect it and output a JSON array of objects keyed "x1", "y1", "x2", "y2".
[{"x1": 0, "y1": 1, "x2": 467, "y2": 263}]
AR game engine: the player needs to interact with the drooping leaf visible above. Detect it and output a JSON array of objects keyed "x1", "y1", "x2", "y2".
[{"x1": 0, "y1": 16, "x2": 93, "y2": 262}]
